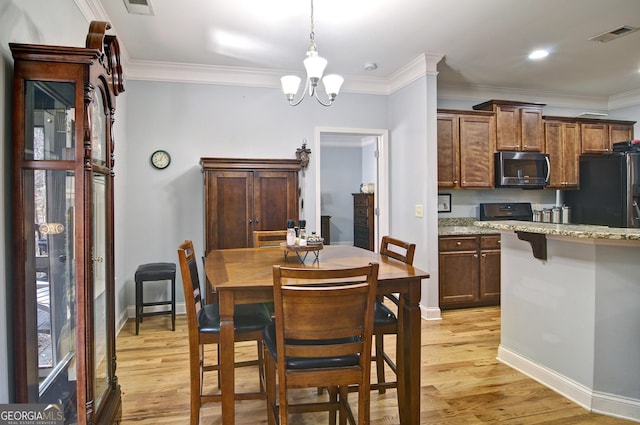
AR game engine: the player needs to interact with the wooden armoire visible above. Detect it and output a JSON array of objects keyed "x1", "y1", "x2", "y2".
[
  {"x1": 201, "y1": 158, "x2": 301, "y2": 253},
  {"x1": 10, "y1": 22, "x2": 123, "y2": 424}
]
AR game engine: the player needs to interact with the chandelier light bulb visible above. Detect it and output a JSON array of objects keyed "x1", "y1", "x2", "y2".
[
  {"x1": 322, "y1": 74, "x2": 344, "y2": 97},
  {"x1": 281, "y1": 75, "x2": 302, "y2": 99}
]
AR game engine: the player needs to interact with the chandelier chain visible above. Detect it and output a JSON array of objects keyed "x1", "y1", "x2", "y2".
[{"x1": 309, "y1": 0, "x2": 315, "y2": 46}]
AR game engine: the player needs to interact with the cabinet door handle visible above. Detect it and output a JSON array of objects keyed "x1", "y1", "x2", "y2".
[
  {"x1": 482, "y1": 253, "x2": 486, "y2": 257},
  {"x1": 255, "y1": 218, "x2": 260, "y2": 224},
  {"x1": 474, "y1": 254, "x2": 478, "y2": 258},
  {"x1": 456, "y1": 241, "x2": 462, "y2": 246},
  {"x1": 248, "y1": 219, "x2": 252, "y2": 224}
]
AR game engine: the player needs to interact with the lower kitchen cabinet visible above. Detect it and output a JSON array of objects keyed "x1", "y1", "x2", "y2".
[{"x1": 439, "y1": 234, "x2": 501, "y2": 309}]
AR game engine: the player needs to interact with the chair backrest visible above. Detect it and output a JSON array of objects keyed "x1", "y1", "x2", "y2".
[
  {"x1": 177, "y1": 240, "x2": 203, "y2": 337},
  {"x1": 380, "y1": 236, "x2": 416, "y2": 265},
  {"x1": 253, "y1": 230, "x2": 288, "y2": 248},
  {"x1": 272, "y1": 263, "x2": 379, "y2": 372}
]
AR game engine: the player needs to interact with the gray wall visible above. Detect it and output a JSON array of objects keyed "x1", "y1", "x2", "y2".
[{"x1": 320, "y1": 145, "x2": 362, "y2": 244}]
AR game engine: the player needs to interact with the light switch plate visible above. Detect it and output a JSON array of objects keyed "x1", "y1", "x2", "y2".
[{"x1": 415, "y1": 204, "x2": 423, "y2": 217}]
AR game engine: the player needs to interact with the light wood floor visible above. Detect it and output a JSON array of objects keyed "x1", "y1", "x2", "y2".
[{"x1": 116, "y1": 306, "x2": 633, "y2": 424}]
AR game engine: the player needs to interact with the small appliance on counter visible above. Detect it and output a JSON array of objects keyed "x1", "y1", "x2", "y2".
[{"x1": 479, "y1": 202, "x2": 533, "y2": 221}]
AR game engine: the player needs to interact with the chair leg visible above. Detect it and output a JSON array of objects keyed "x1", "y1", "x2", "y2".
[
  {"x1": 188, "y1": 344, "x2": 202, "y2": 425},
  {"x1": 358, "y1": 378, "x2": 370, "y2": 425},
  {"x1": 328, "y1": 386, "x2": 338, "y2": 425},
  {"x1": 135, "y1": 280, "x2": 141, "y2": 335},
  {"x1": 217, "y1": 343, "x2": 222, "y2": 389},
  {"x1": 338, "y1": 386, "x2": 350, "y2": 425},
  {"x1": 374, "y1": 333, "x2": 387, "y2": 394},
  {"x1": 264, "y1": 344, "x2": 277, "y2": 425},
  {"x1": 257, "y1": 340, "x2": 265, "y2": 393}
]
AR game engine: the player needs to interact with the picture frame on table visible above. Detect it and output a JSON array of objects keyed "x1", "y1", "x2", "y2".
[{"x1": 438, "y1": 194, "x2": 451, "y2": 213}]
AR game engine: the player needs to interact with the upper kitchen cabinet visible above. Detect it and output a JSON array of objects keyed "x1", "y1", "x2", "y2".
[
  {"x1": 10, "y1": 22, "x2": 123, "y2": 424},
  {"x1": 576, "y1": 118, "x2": 635, "y2": 154},
  {"x1": 544, "y1": 117, "x2": 580, "y2": 188},
  {"x1": 201, "y1": 158, "x2": 300, "y2": 253},
  {"x1": 473, "y1": 100, "x2": 546, "y2": 152},
  {"x1": 438, "y1": 110, "x2": 496, "y2": 189}
]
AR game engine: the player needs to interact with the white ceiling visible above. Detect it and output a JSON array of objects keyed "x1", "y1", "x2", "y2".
[{"x1": 92, "y1": 0, "x2": 640, "y2": 105}]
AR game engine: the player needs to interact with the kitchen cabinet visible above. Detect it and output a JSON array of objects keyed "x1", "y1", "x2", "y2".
[
  {"x1": 10, "y1": 22, "x2": 123, "y2": 424},
  {"x1": 352, "y1": 193, "x2": 375, "y2": 251},
  {"x1": 544, "y1": 118, "x2": 580, "y2": 188},
  {"x1": 473, "y1": 100, "x2": 546, "y2": 152},
  {"x1": 580, "y1": 119, "x2": 635, "y2": 154},
  {"x1": 438, "y1": 234, "x2": 501, "y2": 309},
  {"x1": 437, "y1": 110, "x2": 495, "y2": 189},
  {"x1": 201, "y1": 158, "x2": 300, "y2": 252}
]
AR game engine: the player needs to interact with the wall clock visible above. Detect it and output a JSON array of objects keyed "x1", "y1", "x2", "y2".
[{"x1": 150, "y1": 150, "x2": 171, "y2": 169}]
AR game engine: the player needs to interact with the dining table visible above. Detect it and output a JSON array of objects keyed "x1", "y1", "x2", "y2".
[{"x1": 205, "y1": 244, "x2": 429, "y2": 424}]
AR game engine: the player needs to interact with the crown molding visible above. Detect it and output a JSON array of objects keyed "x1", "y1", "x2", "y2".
[
  {"x1": 608, "y1": 88, "x2": 640, "y2": 110},
  {"x1": 388, "y1": 53, "x2": 444, "y2": 94},
  {"x1": 438, "y1": 81, "x2": 640, "y2": 111}
]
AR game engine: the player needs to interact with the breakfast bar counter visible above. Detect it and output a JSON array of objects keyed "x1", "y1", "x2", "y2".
[{"x1": 474, "y1": 220, "x2": 640, "y2": 422}]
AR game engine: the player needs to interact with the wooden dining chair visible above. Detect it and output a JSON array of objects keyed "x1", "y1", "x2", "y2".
[
  {"x1": 177, "y1": 240, "x2": 272, "y2": 425},
  {"x1": 264, "y1": 263, "x2": 379, "y2": 425},
  {"x1": 372, "y1": 236, "x2": 416, "y2": 394},
  {"x1": 253, "y1": 230, "x2": 288, "y2": 248}
]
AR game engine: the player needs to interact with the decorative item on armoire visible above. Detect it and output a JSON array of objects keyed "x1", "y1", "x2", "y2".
[{"x1": 296, "y1": 140, "x2": 311, "y2": 217}]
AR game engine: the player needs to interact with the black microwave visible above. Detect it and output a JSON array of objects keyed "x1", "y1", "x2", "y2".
[{"x1": 495, "y1": 152, "x2": 550, "y2": 188}]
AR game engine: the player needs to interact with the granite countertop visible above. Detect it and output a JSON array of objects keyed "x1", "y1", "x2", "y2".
[
  {"x1": 438, "y1": 218, "x2": 500, "y2": 236},
  {"x1": 473, "y1": 220, "x2": 640, "y2": 241}
]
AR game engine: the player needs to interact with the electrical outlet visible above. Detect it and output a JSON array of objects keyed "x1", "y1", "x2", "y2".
[{"x1": 415, "y1": 204, "x2": 423, "y2": 218}]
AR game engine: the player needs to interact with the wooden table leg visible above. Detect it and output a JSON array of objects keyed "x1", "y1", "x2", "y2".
[
  {"x1": 398, "y1": 281, "x2": 421, "y2": 425},
  {"x1": 219, "y1": 291, "x2": 236, "y2": 424}
]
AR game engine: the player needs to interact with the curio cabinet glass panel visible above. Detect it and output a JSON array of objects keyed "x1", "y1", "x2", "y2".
[{"x1": 10, "y1": 22, "x2": 124, "y2": 424}]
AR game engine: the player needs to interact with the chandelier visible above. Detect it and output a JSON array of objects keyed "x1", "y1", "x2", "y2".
[{"x1": 280, "y1": 0, "x2": 344, "y2": 107}]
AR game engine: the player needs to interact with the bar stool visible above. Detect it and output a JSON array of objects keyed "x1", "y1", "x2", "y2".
[{"x1": 135, "y1": 262, "x2": 176, "y2": 335}]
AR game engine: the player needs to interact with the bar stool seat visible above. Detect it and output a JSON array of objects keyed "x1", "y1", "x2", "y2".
[{"x1": 135, "y1": 262, "x2": 176, "y2": 335}]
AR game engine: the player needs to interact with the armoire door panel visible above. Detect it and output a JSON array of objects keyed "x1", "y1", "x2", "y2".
[
  {"x1": 208, "y1": 171, "x2": 253, "y2": 249},
  {"x1": 253, "y1": 171, "x2": 297, "y2": 231}
]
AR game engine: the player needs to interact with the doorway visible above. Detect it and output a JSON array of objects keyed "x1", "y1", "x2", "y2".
[{"x1": 314, "y1": 127, "x2": 389, "y2": 251}]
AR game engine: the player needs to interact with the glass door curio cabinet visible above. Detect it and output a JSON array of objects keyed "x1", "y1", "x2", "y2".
[{"x1": 10, "y1": 21, "x2": 124, "y2": 424}]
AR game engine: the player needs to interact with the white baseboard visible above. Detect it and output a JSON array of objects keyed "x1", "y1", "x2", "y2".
[
  {"x1": 421, "y1": 305, "x2": 442, "y2": 320},
  {"x1": 498, "y1": 345, "x2": 640, "y2": 423}
]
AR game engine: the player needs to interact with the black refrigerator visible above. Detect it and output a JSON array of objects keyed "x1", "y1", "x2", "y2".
[{"x1": 564, "y1": 152, "x2": 640, "y2": 228}]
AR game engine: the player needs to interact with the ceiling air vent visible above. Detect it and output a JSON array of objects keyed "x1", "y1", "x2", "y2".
[
  {"x1": 123, "y1": 0, "x2": 154, "y2": 15},
  {"x1": 589, "y1": 25, "x2": 639, "y2": 43}
]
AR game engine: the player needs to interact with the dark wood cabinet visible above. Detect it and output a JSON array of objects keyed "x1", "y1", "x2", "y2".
[
  {"x1": 352, "y1": 193, "x2": 374, "y2": 251},
  {"x1": 10, "y1": 22, "x2": 123, "y2": 424},
  {"x1": 580, "y1": 119, "x2": 635, "y2": 154},
  {"x1": 544, "y1": 119, "x2": 581, "y2": 188},
  {"x1": 473, "y1": 100, "x2": 545, "y2": 152},
  {"x1": 439, "y1": 235, "x2": 501, "y2": 309},
  {"x1": 201, "y1": 158, "x2": 300, "y2": 252},
  {"x1": 321, "y1": 215, "x2": 331, "y2": 245},
  {"x1": 437, "y1": 110, "x2": 495, "y2": 189}
]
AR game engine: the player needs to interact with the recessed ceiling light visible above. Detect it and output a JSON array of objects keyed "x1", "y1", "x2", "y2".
[{"x1": 528, "y1": 49, "x2": 549, "y2": 60}]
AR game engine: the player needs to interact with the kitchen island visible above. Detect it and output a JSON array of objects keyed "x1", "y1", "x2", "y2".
[{"x1": 474, "y1": 220, "x2": 640, "y2": 422}]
